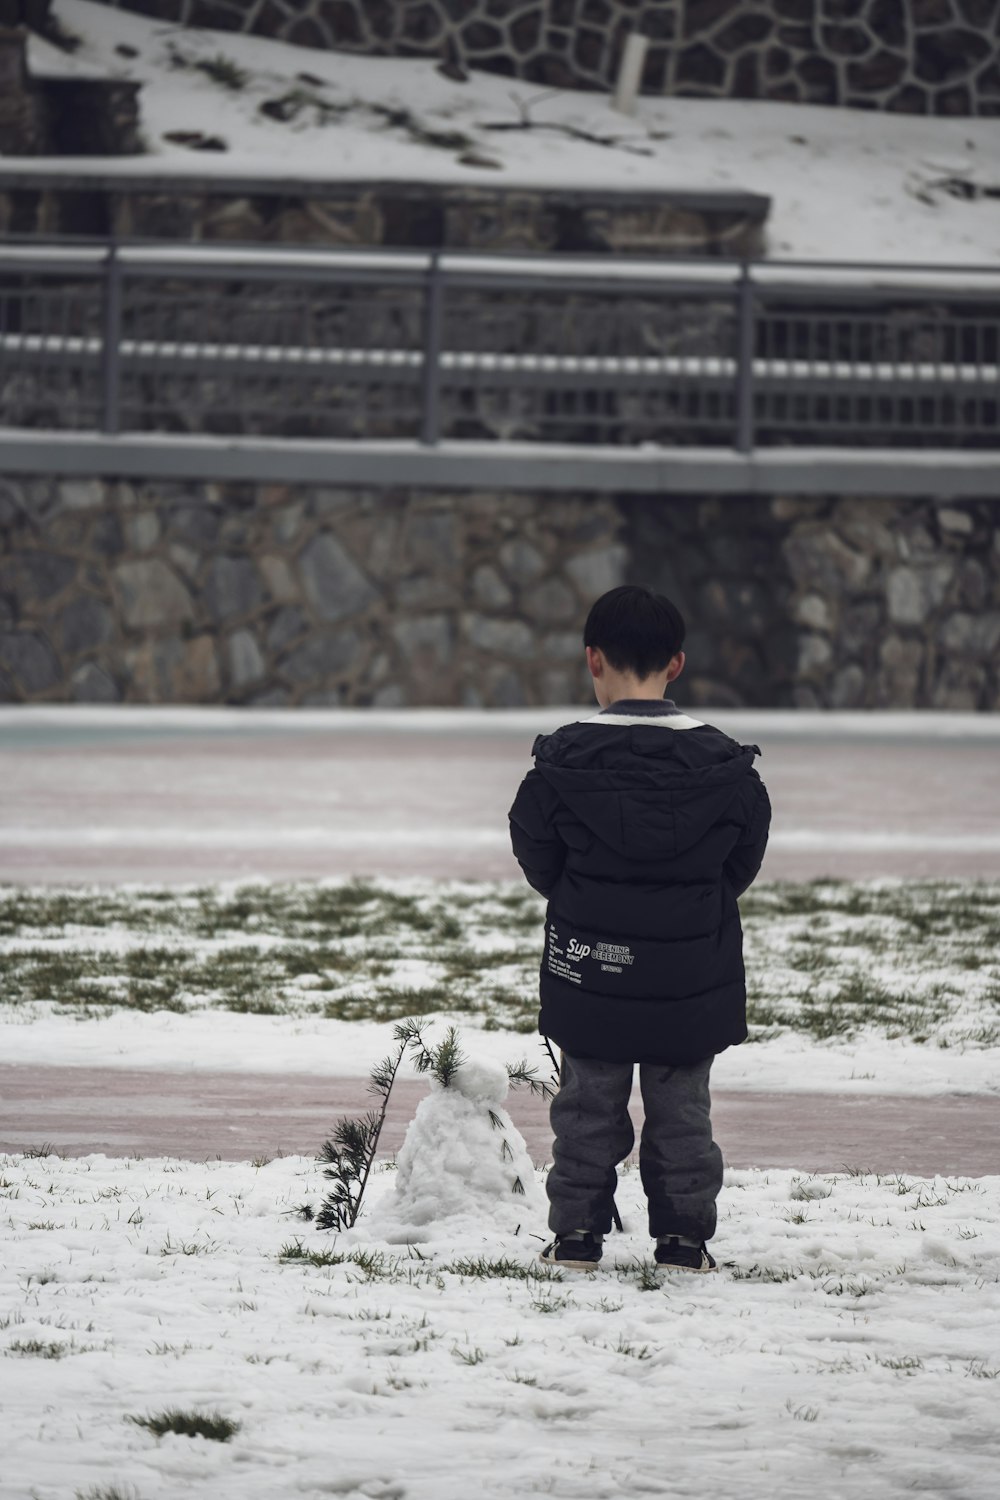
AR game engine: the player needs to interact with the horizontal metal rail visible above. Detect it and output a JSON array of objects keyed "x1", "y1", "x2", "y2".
[
  {"x1": 1, "y1": 240, "x2": 998, "y2": 453},
  {"x1": 3, "y1": 331, "x2": 997, "y2": 390},
  {"x1": 1, "y1": 430, "x2": 998, "y2": 497},
  {"x1": 2, "y1": 242, "x2": 1000, "y2": 289}
]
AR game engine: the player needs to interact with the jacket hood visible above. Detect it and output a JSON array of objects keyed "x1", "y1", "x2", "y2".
[{"x1": 532, "y1": 704, "x2": 760, "y2": 861}]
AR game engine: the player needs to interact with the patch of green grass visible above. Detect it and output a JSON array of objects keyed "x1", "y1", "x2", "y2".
[
  {"x1": 127, "y1": 1409, "x2": 240, "y2": 1442},
  {"x1": 322, "y1": 985, "x2": 472, "y2": 1023},
  {"x1": 443, "y1": 1255, "x2": 562, "y2": 1282},
  {"x1": 784, "y1": 944, "x2": 834, "y2": 974},
  {"x1": 222, "y1": 993, "x2": 283, "y2": 1015},
  {"x1": 0, "y1": 946, "x2": 190, "y2": 1013},
  {"x1": 278, "y1": 1241, "x2": 401, "y2": 1279},
  {"x1": 159, "y1": 1235, "x2": 218, "y2": 1257},
  {"x1": 2, "y1": 881, "x2": 533, "y2": 1022},
  {"x1": 75, "y1": 1486, "x2": 142, "y2": 1500},
  {"x1": 194, "y1": 54, "x2": 248, "y2": 90},
  {"x1": 821, "y1": 1276, "x2": 879, "y2": 1298},
  {"x1": 6, "y1": 1337, "x2": 68, "y2": 1358},
  {"x1": 452, "y1": 1344, "x2": 487, "y2": 1365},
  {"x1": 279, "y1": 1240, "x2": 347, "y2": 1268},
  {"x1": 270, "y1": 943, "x2": 367, "y2": 977},
  {"x1": 875, "y1": 1354, "x2": 923, "y2": 1373},
  {"x1": 730, "y1": 1264, "x2": 800, "y2": 1284},
  {"x1": 347, "y1": 1248, "x2": 397, "y2": 1280},
  {"x1": 609, "y1": 1334, "x2": 652, "y2": 1360},
  {"x1": 442, "y1": 946, "x2": 532, "y2": 977},
  {"x1": 529, "y1": 1289, "x2": 573, "y2": 1314},
  {"x1": 0, "y1": 888, "x2": 125, "y2": 937},
  {"x1": 632, "y1": 1260, "x2": 662, "y2": 1291},
  {"x1": 2, "y1": 878, "x2": 998, "y2": 1047}
]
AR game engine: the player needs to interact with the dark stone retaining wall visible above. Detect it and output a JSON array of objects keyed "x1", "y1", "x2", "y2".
[
  {"x1": 91, "y1": 0, "x2": 1000, "y2": 116},
  {"x1": 1, "y1": 476, "x2": 997, "y2": 709},
  {"x1": 0, "y1": 24, "x2": 142, "y2": 158},
  {"x1": 0, "y1": 175, "x2": 766, "y2": 257},
  {"x1": 623, "y1": 493, "x2": 1000, "y2": 709}
]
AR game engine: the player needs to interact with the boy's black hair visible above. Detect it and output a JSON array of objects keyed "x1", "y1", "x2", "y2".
[{"x1": 583, "y1": 585, "x2": 686, "y2": 681}]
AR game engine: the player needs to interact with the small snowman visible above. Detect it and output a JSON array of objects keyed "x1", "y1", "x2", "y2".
[{"x1": 370, "y1": 1030, "x2": 546, "y2": 1243}]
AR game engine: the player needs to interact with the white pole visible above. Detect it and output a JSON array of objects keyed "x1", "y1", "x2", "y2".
[{"x1": 612, "y1": 31, "x2": 649, "y2": 116}]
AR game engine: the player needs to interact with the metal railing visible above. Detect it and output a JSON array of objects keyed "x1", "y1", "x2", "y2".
[{"x1": 1, "y1": 241, "x2": 998, "y2": 452}]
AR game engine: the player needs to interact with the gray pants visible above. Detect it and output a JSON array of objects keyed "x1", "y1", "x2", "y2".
[{"x1": 546, "y1": 1052, "x2": 724, "y2": 1242}]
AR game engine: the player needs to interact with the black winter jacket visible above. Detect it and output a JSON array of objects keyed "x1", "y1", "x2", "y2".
[{"x1": 508, "y1": 699, "x2": 771, "y2": 1066}]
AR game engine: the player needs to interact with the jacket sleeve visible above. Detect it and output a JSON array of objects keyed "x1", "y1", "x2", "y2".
[
  {"x1": 508, "y1": 768, "x2": 567, "y2": 899},
  {"x1": 723, "y1": 767, "x2": 771, "y2": 898}
]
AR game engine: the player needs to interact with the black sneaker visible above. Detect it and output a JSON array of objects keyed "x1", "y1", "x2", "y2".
[
  {"x1": 539, "y1": 1231, "x2": 603, "y2": 1271},
  {"x1": 654, "y1": 1237, "x2": 717, "y2": 1274}
]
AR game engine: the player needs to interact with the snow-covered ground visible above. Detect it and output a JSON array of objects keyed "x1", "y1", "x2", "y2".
[
  {"x1": 14, "y1": 0, "x2": 1000, "y2": 264},
  {"x1": 1, "y1": 768, "x2": 997, "y2": 1489},
  {"x1": 2, "y1": 877, "x2": 999, "y2": 1096},
  {"x1": 3, "y1": 1142, "x2": 1000, "y2": 1500},
  {"x1": 7, "y1": 1006, "x2": 1000, "y2": 1098}
]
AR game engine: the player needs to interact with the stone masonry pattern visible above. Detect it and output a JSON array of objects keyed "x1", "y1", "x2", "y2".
[
  {"x1": 0, "y1": 478, "x2": 623, "y2": 709},
  {"x1": 93, "y1": 0, "x2": 1000, "y2": 116},
  {"x1": 0, "y1": 180, "x2": 765, "y2": 258},
  {"x1": 0, "y1": 478, "x2": 997, "y2": 710},
  {"x1": 623, "y1": 493, "x2": 1000, "y2": 710}
]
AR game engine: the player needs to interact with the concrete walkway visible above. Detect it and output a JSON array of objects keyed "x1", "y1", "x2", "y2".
[
  {"x1": 2, "y1": 706, "x2": 1000, "y2": 884},
  {"x1": 1, "y1": 1065, "x2": 996, "y2": 1177}
]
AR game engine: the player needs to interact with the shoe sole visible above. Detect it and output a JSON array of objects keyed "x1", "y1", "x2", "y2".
[
  {"x1": 538, "y1": 1253, "x2": 600, "y2": 1272},
  {"x1": 654, "y1": 1260, "x2": 717, "y2": 1274}
]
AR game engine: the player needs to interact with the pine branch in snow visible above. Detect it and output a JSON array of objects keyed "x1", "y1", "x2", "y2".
[
  {"x1": 506, "y1": 1058, "x2": 556, "y2": 1103},
  {"x1": 542, "y1": 1036, "x2": 561, "y2": 1083},
  {"x1": 431, "y1": 1026, "x2": 465, "y2": 1088},
  {"x1": 321, "y1": 1019, "x2": 548, "y2": 1227},
  {"x1": 392, "y1": 1018, "x2": 426, "y2": 1044},
  {"x1": 316, "y1": 1035, "x2": 408, "y2": 1231},
  {"x1": 404, "y1": 1020, "x2": 466, "y2": 1088}
]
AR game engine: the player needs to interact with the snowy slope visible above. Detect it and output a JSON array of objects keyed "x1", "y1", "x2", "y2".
[{"x1": 9, "y1": 0, "x2": 998, "y2": 264}]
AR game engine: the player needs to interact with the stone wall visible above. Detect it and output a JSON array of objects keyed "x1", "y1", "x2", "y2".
[
  {"x1": 0, "y1": 25, "x2": 46, "y2": 155},
  {"x1": 0, "y1": 26, "x2": 142, "y2": 158},
  {"x1": 91, "y1": 0, "x2": 1000, "y2": 116},
  {"x1": 1, "y1": 476, "x2": 997, "y2": 709},
  {"x1": 623, "y1": 493, "x2": 1000, "y2": 709},
  {"x1": 0, "y1": 477, "x2": 623, "y2": 707},
  {"x1": 0, "y1": 174, "x2": 767, "y2": 257}
]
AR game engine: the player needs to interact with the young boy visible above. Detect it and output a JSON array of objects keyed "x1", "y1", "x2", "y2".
[{"x1": 508, "y1": 584, "x2": 770, "y2": 1273}]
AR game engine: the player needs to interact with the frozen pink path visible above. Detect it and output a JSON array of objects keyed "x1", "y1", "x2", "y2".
[
  {"x1": 2, "y1": 706, "x2": 1000, "y2": 883},
  {"x1": 1, "y1": 1065, "x2": 997, "y2": 1176}
]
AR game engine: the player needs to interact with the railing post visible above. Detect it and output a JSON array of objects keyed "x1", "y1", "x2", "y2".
[
  {"x1": 101, "y1": 240, "x2": 123, "y2": 435},
  {"x1": 420, "y1": 250, "x2": 444, "y2": 446},
  {"x1": 735, "y1": 261, "x2": 755, "y2": 455}
]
